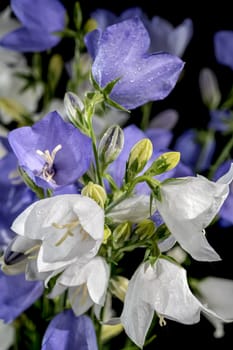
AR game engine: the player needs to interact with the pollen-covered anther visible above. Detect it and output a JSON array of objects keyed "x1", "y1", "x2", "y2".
[
  {"x1": 36, "y1": 144, "x2": 62, "y2": 182},
  {"x1": 158, "y1": 315, "x2": 167, "y2": 327}
]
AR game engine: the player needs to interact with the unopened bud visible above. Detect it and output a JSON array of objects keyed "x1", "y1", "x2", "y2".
[
  {"x1": 144, "y1": 151, "x2": 180, "y2": 177},
  {"x1": 64, "y1": 91, "x2": 84, "y2": 121},
  {"x1": 103, "y1": 225, "x2": 112, "y2": 244},
  {"x1": 199, "y1": 68, "x2": 221, "y2": 110},
  {"x1": 126, "y1": 138, "x2": 153, "y2": 182},
  {"x1": 109, "y1": 276, "x2": 129, "y2": 302},
  {"x1": 98, "y1": 125, "x2": 124, "y2": 167},
  {"x1": 112, "y1": 221, "x2": 132, "y2": 247},
  {"x1": 135, "y1": 219, "x2": 156, "y2": 240},
  {"x1": 81, "y1": 181, "x2": 107, "y2": 208}
]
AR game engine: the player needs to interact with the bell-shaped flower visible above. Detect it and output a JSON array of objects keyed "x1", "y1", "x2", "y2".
[
  {"x1": 0, "y1": 0, "x2": 66, "y2": 52},
  {"x1": 107, "y1": 195, "x2": 156, "y2": 223},
  {"x1": 8, "y1": 111, "x2": 92, "y2": 190},
  {"x1": 196, "y1": 276, "x2": 233, "y2": 338},
  {"x1": 41, "y1": 309, "x2": 98, "y2": 350},
  {"x1": 120, "y1": 258, "x2": 204, "y2": 348},
  {"x1": 214, "y1": 30, "x2": 233, "y2": 70},
  {"x1": 10, "y1": 194, "x2": 104, "y2": 273},
  {"x1": 120, "y1": 258, "x2": 233, "y2": 348},
  {"x1": 85, "y1": 17, "x2": 184, "y2": 110},
  {"x1": 0, "y1": 269, "x2": 44, "y2": 323},
  {"x1": 48, "y1": 256, "x2": 109, "y2": 318},
  {"x1": 155, "y1": 163, "x2": 233, "y2": 261}
]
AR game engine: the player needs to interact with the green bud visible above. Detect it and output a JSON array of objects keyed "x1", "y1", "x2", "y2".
[
  {"x1": 126, "y1": 138, "x2": 153, "y2": 182},
  {"x1": 135, "y1": 219, "x2": 156, "y2": 240},
  {"x1": 81, "y1": 181, "x2": 107, "y2": 208},
  {"x1": 109, "y1": 276, "x2": 129, "y2": 302},
  {"x1": 112, "y1": 221, "x2": 132, "y2": 247},
  {"x1": 144, "y1": 151, "x2": 180, "y2": 177},
  {"x1": 103, "y1": 225, "x2": 112, "y2": 244},
  {"x1": 199, "y1": 68, "x2": 221, "y2": 110},
  {"x1": 98, "y1": 125, "x2": 124, "y2": 167},
  {"x1": 64, "y1": 91, "x2": 84, "y2": 121}
]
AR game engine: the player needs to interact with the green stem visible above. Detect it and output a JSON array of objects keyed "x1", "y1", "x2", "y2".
[
  {"x1": 90, "y1": 125, "x2": 103, "y2": 186},
  {"x1": 140, "y1": 102, "x2": 152, "y2": 130},
  {"x1": 208, "y1": 134, "x2": 233, "y2": 179}
]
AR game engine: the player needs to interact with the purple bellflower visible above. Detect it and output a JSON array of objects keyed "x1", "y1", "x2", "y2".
[
  {"x1": 214, "y1": 31, "x2": 233, "y2": 70},
  {"x1": 85, "y1": 17, "x2": 184, "y2": 110},
  {"x1": 174, "y1": 129, "x2": 216, "y2": 172},
  {"x1": 41, "y1": 309, "x2": 98, "y2": 350},
  {"x1": 208, "y1": 109, "x2": 233, "y2": 132},
  {"x1": 8, "y1": 111, "x2": 92, "y2": 190},
  {"x1": 0, "y1": 0, "x2": 66, "y2": 52},
  {"x1": 91, "y1": 7, "x2": 193, "y2": 57},
  {"x1": 0, "y1": 270, "x2": 44, "y2": 323}
]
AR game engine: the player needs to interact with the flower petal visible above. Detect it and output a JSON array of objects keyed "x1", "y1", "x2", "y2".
[
  {"x1": 86, "y1": 17, "x2": 184, "y2": 109},
  {"x1": 0, "y1": 270, "x2": 44, "y2": 323},
  {"x1": 41, "y1": 310, "x2": 98, "y2": 350}
]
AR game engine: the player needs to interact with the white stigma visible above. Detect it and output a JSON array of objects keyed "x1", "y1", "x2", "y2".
[{"x1": 36, "y1": 144, "x2": 62, "y2": 182}]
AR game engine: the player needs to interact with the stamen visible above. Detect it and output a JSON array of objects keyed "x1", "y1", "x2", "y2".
[
  {"x1": 36, "y1": 144, "x2": 62, "y2": 182},
  {"x1": 52, "y1": 219, "x2": 80, "y2": 246},
  {"x1": 158, "y1": 315, "x2": 167, "y2": 327},
  {"x1": 24, "y1": 244, "x2": 41, "y2": 256}
]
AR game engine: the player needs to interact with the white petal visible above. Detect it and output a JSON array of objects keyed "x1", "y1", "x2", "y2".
[
  {"x1": 197, "y1": 277, "x2": 233, "y2": 320},
  {"x1": 0, "y1": 320, "x2": 15, "y2": 350},
  {"x1": 156, "y1": 174, "x2": 232, "y2": 261},
  {"x1": 69, "y1": 286, "x2": 93, "y2": 316},
  {"x1": 73, "y1": 195, "x2": 104, "y2": 240},
  {"x1": 59, "y1": 257, "x2": 109, "y2": 305},
  {"x1": 107, "y1": 195, "x2": 156, "y2": 223},
  {"x1": 142, "y1": 259, "x2": 202, "y2": 323}
]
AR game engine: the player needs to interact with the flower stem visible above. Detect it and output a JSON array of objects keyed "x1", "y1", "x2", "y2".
[{"x1": 208, "y1": 133, "x2": 233, "y2": 179}]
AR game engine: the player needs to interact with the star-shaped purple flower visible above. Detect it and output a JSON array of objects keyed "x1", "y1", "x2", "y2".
[
  {"x1": 0, "y1": 0, "x2": 66, "y2": 52},
  {"x1": 85, "y1": 17, "x2": 184, "y2": 110},
  {"x1": 8, "y1": 111, "x2": 92, "y2": 190}
]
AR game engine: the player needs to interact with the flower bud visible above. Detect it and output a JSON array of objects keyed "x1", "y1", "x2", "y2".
[
  {"x1": 135, "y1": 219, "x2": 156, "y2": 240},
  {"x1": 199, "y1": 68, "x2": 221, "y2": 110},
  {"x1": 81, "y1": 181, "x2": 107, "y2": 208},
  {"x1": 112, "y1": 221, "x2": 132, "y2": 248},
  {"x1": 144, "y1": 151, "x2": 180, "y2": 177},
  {"x1": 64, "y1": 91, "x2": 84, "y2": 121},
  {"x1": 109, "y1": 276, "x2": 129, "y2": 302},
  {"x1": 103, "y1": 225, "x2": 112, "y2": 244},
  {"x1": 126, "y1": 138, "x2": 153, "y2": 182},
  {"x1": 98, "y1": 125, "x2": 124, "y2": 167}
]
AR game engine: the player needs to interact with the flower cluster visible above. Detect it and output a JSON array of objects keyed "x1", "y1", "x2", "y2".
[{"x1": 0, "y1": 1, "x2": 233, "y2": 350}]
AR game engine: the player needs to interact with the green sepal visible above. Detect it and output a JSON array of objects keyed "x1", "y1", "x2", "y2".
[{"x1": 18, "y1": 167, "x2": 45, "y2": 199}]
